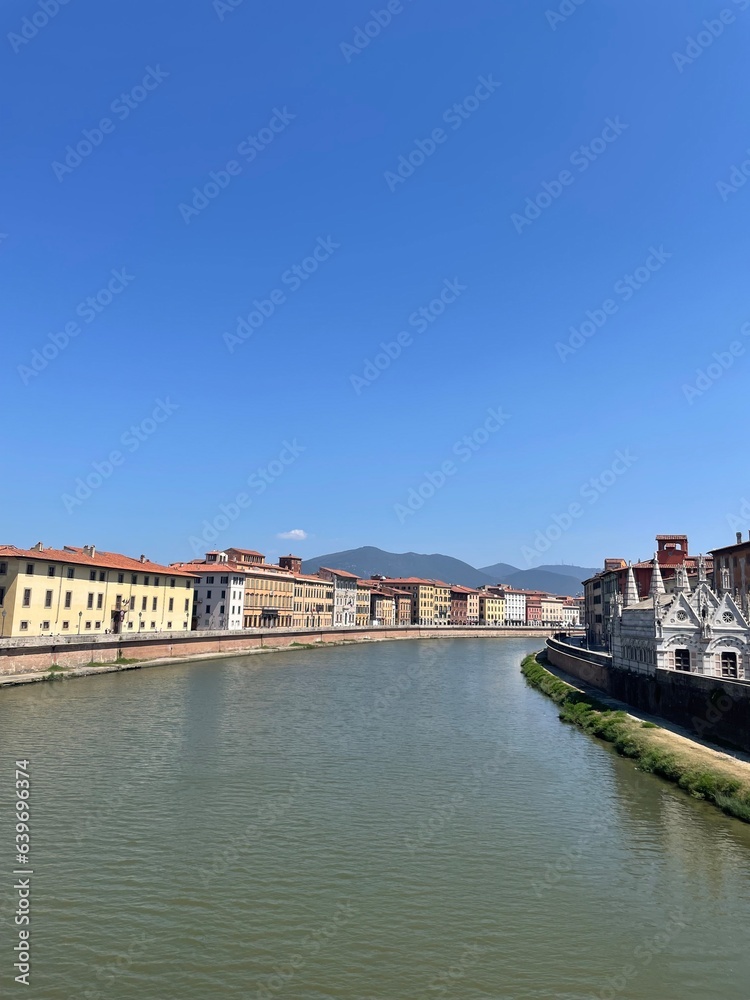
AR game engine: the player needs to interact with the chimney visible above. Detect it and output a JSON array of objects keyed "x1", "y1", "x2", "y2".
[
  {"x1": 140, "y1": 554, "x2": 147, "y2": 563},
  {"x1": 737, "y1": 532, "x2": 742, "y2": 544},
  {"x1": 32, "y1": 541, "x2": 44, "y2": 552},
  {"x1": 83, "y1": 544, "x2": 95, "y2": 558}
]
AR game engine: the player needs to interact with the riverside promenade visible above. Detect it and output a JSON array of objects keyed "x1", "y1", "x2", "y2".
[{"x1": 0, "y1": 624, "x2": 560, "y2": 686}]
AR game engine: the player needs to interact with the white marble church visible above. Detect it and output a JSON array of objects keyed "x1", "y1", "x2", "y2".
[{"x1": 610, "y1": 555, "x2": 750, "y2": 681}]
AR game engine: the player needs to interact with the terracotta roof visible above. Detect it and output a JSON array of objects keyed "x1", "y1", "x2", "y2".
[
  {"x1": 171, "y1": 560, "x2": 247, "y2": 576},
  {"x1": 0, "y1": 544, "x2": 195, "y2": 577},
  {"x1": 318, "y1": 567, "x2": 359, "y2": 579},
  {"x1": 226, "y1": 547, "x2": 264, "y2": 557},
  {"x1": 450, "y1": 585, "x2": 479, "y2": 595},
  {"x1": 382, "y1": 577, "x2": 450, "y2": 586}
]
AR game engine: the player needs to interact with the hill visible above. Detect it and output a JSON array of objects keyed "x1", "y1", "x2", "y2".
[{"x1": 302, "y1": 547, "x2": 494, "y2": 588}]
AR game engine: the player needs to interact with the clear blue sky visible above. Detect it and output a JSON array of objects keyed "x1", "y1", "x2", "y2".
[{"x1": 3, "y1": 0, "x2": 750, "y2": 571}]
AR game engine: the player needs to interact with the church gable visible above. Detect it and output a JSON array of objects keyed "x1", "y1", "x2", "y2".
[
  {"x1": 711, "y1": 593, "x2": 748, "y2": 631},
  {"x1": 662, "y1": 593, "x2": 701, "y2": 630}
]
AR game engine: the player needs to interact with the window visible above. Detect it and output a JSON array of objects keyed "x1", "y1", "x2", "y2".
[
  {"x1": 0, "y1": 562, "x2": 6, "y2": 574},
  {"x1": 183, "y1": 622, "x2": 188, "y2": 629},
  {"x1": 20, "y1": 621, "x2": 28, "y2": 630},
  {"x1": 26, "y1": 564, "x2": 34, "y2": 575},
  {"x1": 154, "y1": 576, "x2": 159, "y2": 586},
  {"x1": 150, "y1": 621, "x2": 156, "y2": 629},
  {"x1": 64, "y1": 591, "x2": 72, "y2": 609},
  {"x1": 144, "y1": 576, "x2": 150, "y2": 586},
  {"x1": 67, "y1": 567, "x2": 74, "y2": 579},
  {"x1": 131, "y1": 574, "x2": 138, "y2": 585},
  {"x1": 206, "y1": 577, "x2": 214, "y2": 585},
  {"x1": 721, "y1": 651, "x2": 738, "y2": 678},
  {"x1": 95, "y1": 621, "x2": 101, "y2": 629},
  {"x1": 170, "y1": 578, "x2": 176, "y2": 588},
  {"x1": 220, "y1": 605, "x2": 225, "y2": 614},
  {"x1": 85, "y1": 621, "x2": 92, "y2": 629},
  {"x1": 128, "y1": 622, "x2": 133, "y2": 629},
  {"x1": 97, "y1": 594, "x2": 103, "y2": 609},
  {"x1": 139, "y1": 621, "x2": 145, "y2": 629},
  {"x1": 221, "y1": 576, "x2": 228, "y2": 585},
  {"x1": 675, "y1": 649, "x2": 691, "y2": 672},
  {"x1": 152, "y1": 597, "x2": 157, "y2": 611},
  {"x1": 207, "y1": 590, "x2": 212, "y2": 599},
  {"x1": 22, "y1": 589, "x2": 31, "y2": 608},
  {"x1": 0, "y1": 587, "x2": 4, "y2": 605},
  {"x1": 184, "y1": 599, "x2": 189, "y2": 612},
  {"x1": 90, "y1": 570, "x2": 96, "y2": 581},
  {"x1": 167, "y1": 621, "x2": 172, "y2": 629},
  {"x1": 47, "y1": 565, "x2": 55, "y2": 577},
  {"x1": 62, "y1": 621, "x2": 69, "y2": 630},
  {"x1": 99, "y1": 571, "x2": 105, "y2": 582},
  {"x1": 118, "y1": 573, "x2": 124, "y2": 584},
  {"x1": 168, "y1": 598, "x2": 174, "y2": 612},
  {"x1": 186, "y1": 579, "x2": 191, "y2": 588},
  {"x1": 141, "y1": 597, "x2": 147, "y2": 611},
  {"x1": 206, "y1": 604, "x2": 211, "y2": 613},
  {"x1": 87, "y1": 594, "x2": 94, "y2": 609},
  {"x1": 41, "y1": 620, "x2": 49, "y2": 630},
  {"x1": 44, "y1": 590, "x2": 53, "y2": 608}
]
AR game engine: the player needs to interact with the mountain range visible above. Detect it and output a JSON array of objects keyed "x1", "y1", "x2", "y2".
[{"x1": 301, "y1": 547, "x2": 596, "y2": 596}]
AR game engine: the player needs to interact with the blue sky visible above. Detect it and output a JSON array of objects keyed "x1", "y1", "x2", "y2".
[{"x1": 2, "y1": 0, "x2": 750, "y2": 571}]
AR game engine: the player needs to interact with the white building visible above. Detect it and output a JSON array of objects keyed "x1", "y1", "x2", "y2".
[
  {"x1": 502, "y1": 589, "x2": 527, "y2": 626},
  {"x1": 612, "y1": 558, "x2": 750, "y2": 680},
  {"x1": 175, "y1": 551, "x2": 247, "y2": 631},
  {"x1": 317, "y1": 567, "x2": 357, "y2": 626}
]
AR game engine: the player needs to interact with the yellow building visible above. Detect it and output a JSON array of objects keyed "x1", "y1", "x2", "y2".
[
  {"x1": 356, "y1": 582, "x2": 372, "y2": 626},
  {"x1": 478, "y1": 590, "x2": 505, "y2": 625},
  {"x1": 372, "y1": 589, "x2": 396, "y2": 626},
  {"x1": 382, "y1": 578, "x2": 446, "y2": 625},
  {"x1": 0, "y1": 543, "x2": 195, "y2": 638},
  {"x1": 292, "y1": 575, "x2": 334, "y2": 629}
]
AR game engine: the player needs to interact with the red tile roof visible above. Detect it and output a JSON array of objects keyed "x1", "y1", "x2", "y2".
[
  {"x1": 0, "y1": 544, "x2": 195, "y2": 577},
  {"x1": 318, "y1": 567, "x2": 359, "y2": 579}
]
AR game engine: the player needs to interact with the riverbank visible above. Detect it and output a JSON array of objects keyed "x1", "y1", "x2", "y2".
[
  {"x1": 0, "y1": 630, "x2": 552, "y2": 689},
  {"x1": 521, "y1": 652, "x2": 750, "y2": 824}
]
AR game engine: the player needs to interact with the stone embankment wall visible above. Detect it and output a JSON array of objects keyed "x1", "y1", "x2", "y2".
[
  {"x1": 0, "y1": 626, "x2": 555, "y2": 678},
  {"x1": 546, "y1": 637, "x2": 750, "y2": 754}
]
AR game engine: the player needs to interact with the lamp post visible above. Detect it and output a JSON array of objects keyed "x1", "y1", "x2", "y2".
[
  {"x1": 78, "y1": 611, "x2": 83, "y2": 634},
  {"x1": 1, "y1": 610, "x2": 5, "y2": 637}
]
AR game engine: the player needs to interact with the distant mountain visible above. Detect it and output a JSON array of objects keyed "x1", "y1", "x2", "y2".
[
  {"x1": 476, "y1": 562, "x2": 519, "y2": 580},
  {"x1": 501, "y1": 569, "x2": 585, "y2": 597},
  {"x1": 535, "y1": 564, "x2": 598, "y2": 581},
  {"x1": 302, "y1": 547, "x2": 495, "y2": 588}
]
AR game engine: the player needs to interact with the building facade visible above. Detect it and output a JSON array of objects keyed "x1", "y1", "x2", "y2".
[
  {"x1": 612, "y1": 561, "x2": 750, "y2": 680},
  {"x1": 450, "y1": 586, "x2": 479, "y2": 625},
  {"x1": 0, "y1": 543, "x2": 195, "y2": 638},
  {"x1": 710, "y1": 532, "x2": 750, "y2": 602},
  {"x1": 502, "y1": 589, "x2": 526, "y2": 626},
  {"x1": 292, "y1": 575, "x2": 334, "y2": 629},
  {"x1": 478, "y1": 590, "x2": 504, "y2": 625},
  {"x1": 317, "y1": 568, "x2": 357, "y2": 626},
  {"x1": 174, "y1": 552, "x2": 246, "y2": 630}
]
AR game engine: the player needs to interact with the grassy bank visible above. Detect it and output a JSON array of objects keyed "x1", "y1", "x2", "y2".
[{"x1": 521, "y1": 653, "x2": 750, "y2": 824}]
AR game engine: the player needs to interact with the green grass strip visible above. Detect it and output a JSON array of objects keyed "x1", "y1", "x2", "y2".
[{"x1": 521, "y1": 653, "x2": 750, "y2": 824}]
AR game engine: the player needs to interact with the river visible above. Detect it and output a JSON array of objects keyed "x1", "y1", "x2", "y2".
[{"x1": 1, "y1": 637, "x2": 750, "y2": 998}]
